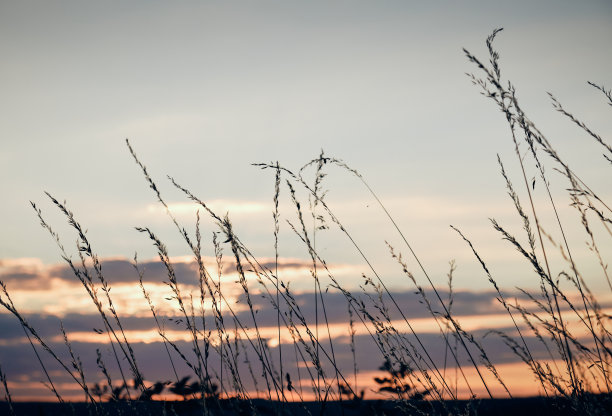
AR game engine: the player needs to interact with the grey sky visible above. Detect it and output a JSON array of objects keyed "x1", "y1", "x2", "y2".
[{"x1": 1, "y1": 1, "x2": 611, "y2": 291}]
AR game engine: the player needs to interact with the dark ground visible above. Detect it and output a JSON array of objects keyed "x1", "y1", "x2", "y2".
[{"x1": 2, "y1": 395, "x2": 612, "y2": 416}]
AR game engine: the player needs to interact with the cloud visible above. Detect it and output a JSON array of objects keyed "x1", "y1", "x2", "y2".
[
  {"x1": 1, "y1": 286, "x2": 607, "y2": 401},
  {"x1": 0, "y1": 255, "x2": 355, "y2": 288},
  {"x1": 236, "y1": 288, "x2": 529, "y2": 328},
  {"x1": 0, "y1": 324, "x2": 585, "y2": 401},
  {"x1": 0, "y1": 285, "x2": 524, "y2": 345},
  {"x1": 0, "y1": 258, "x2": 53, "y2": 290},
  {"x1": 2, "y1": 255, "x2": 609, "y2": 400}
]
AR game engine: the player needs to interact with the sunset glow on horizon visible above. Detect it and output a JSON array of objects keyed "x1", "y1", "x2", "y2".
[{"x1": 2, "y1": 252, "x2": 612, "y2": 401}]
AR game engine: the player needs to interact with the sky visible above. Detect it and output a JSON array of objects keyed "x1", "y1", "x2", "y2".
[{"x1": 0, "y1": 0, "x2": 611, "y2": 402}]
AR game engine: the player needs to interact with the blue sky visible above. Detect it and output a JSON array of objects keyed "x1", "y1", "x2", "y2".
[{"x1": 1, "y1": 1, "x2": 611, "y2": 292}]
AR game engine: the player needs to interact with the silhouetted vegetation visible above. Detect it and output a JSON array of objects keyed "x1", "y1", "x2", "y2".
[{"x1": 0, "y1": 29, "x2": 611, "y2": 415}]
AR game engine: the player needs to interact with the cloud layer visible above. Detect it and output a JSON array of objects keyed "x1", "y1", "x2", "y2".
[{"x1": 1, "y1": 255, "x2": 608, "y2": 401}]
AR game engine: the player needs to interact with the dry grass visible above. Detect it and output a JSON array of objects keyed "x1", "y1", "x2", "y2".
[{"x1": 0, "y1": 29, "x2": 611, "y2": 415}]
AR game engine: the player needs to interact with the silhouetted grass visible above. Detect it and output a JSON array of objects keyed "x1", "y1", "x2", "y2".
[{"x1": 0, "y1": 29, "x2": 610, "y2": 415}]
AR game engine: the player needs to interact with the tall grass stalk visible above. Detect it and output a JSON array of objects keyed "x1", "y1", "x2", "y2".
[{"x1": 0, "y1": 363, "x2": 15, "y2": 416}]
